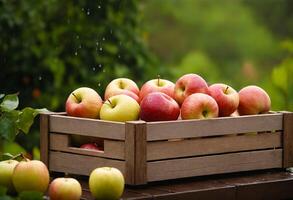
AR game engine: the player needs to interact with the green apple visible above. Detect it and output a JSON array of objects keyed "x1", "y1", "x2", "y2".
[
  {"x1": 0, "y1": 160, "x2": 19, "y2": 193},
  {"x1": 12, "y1": 160, "x2": 49, "y2": 193},
  {"x1": 89, "y1": 167, "x2": 125, "y2": 200},
  {"x1": 49, "y1": 178, "x2": 82, "y2": 200},
  {"x1": 100, "y1": 94, "x2": 140, "y2": 122}
]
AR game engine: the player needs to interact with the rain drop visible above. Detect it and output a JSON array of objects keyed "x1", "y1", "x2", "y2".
[
  {"x1": 98, "y1": 83, "x2": 101, "y2": 87},
  {"x1": 99, "y1": 47, "x2": 103, "y2": 51},
  {"x1": 98, "y1": 5, "x2": 101, "y2": 9},
  {"x1": 87, "y1": 10, "x2": 90, "y2": 15},
  {"x1": 79, "y1": 45, "x2": 82, "y2": 49},
  {"x1": 118, "y1": 54, "x2": 121, "y2": 59},
  {"x1": 81, "y1": 8, "x2": 85, "y2": 12},
  {"x1": 76, "y1": 35, "x2": 80, "y2": 39},
  {"x1": 102, "y1": 37, "x2": 105, "y2": 41},
  {"x1": 74, "y1": 52, "x2": 78, "y2": 56},
  {"x1": 103, "y1": 69, "x2": 106, "y2": 73},
  {"x1": 93, "y1": 67, "x2": 96, "y2": 71},
  {"x1": 99, "y1": 64, "x2": 102, "y2": 68},
  {"x1": 96, "y1": 42, "x2": 99, "y2": 46},
  {"x1": 38, "y1": 76, "x2": 42, "y2": 81}
]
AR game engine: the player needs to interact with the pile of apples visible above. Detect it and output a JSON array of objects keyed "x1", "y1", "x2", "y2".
[
  {"x1": 0, "y1": 157, "x2": 125, "y2": 200},
  {"x1": 66, "y1": 73, "x2": 271, "y2": 122}
]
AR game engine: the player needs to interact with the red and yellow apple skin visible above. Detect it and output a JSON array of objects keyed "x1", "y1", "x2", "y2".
[
  {"x1": 66, "y1": 87, "x2": 103, "y2": 119},
  {"x1": 181, "y1": 93, "x2": 219, "y2": 120},
  {"x1": 0, "y1": 160, "x2": 19, "y2": 194},
  {"x1": 140, "y1": 92, "x2": 180, "y2": 122},
  {"x1": 238, "y1": 85, "x2": 271, "y2": 115},
  {"x1": 104, "y1": 78, "x2": 139, "y2": 102},
  {"x1": 49, "y1": 178, "x2": 82, "y2": 200},
  {"x1": 174, "y1": 73, "x2": 209, "y2": 105},
  {"x1": 12, "y1": 160, "x2": 50, "y2": 194},
  {"x1": 80, "y1": 143, "x2": 103, "y2": 152},
  {"x1": 139, "y1": 78, "x2": 175, "y2": 102},
  {"x1": 89, "y1": 167, "x2": 125, "y2": 200},
  {"x1": 209, "y1": 83, "x2": 239, "y2": 117}
]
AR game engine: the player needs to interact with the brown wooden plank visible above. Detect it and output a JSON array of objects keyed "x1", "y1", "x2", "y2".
[
  {"x1": 147, "y1": 149, "x2": 283, "y2": 182},
  {"x1": 49, "y1": 151, "x2": 125, "y2": 176},
  {"x1": 49, "y1": 115, "x2": 125, "y2": 140},
  {"x1": 147, "y1": 132, "x2": 282, "y2": 161},
  {"x1": 283, "y1": 112, "x2": 293, "y2": 168},
  {"x1": 40, "y1": 114, "x2": 50, "y2": 166},
  {"x1": 125, "y1": 123, "x2": 136, "y2": 185},
  {"x1": 49, "y1": 133, "x2": 125, "y2": 159},
  {"x1": 146, "y1": 113, "x2": 283, "y2": 141}
]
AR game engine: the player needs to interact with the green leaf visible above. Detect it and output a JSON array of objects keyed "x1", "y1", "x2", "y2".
[
  {"x1": 0, "y1": 94, "x2": 19, "y2": 111},
  {"x1": 17, "y1": 108, "x2": 38, "y2": 134},
  {"x1": 1, "y1": 153, "x2": 14, "y2": 159},
  {"x1": 0, "y1": 94, "x2": 4, "y2": 99},
  {"x1": 35, "y1": 108, "x2": 50, "y2": 114},
  {"x1": 0, "y1": 195, "x2": 14, "y2": 200},
  {"x1": 0, "y1": 114, "x2": 18, "y2": 142},
  {"x1": 18, "y1": 191, "x2": 44, "y2": 200},
  {"x1": 0, "y1": 185, "x2": 8, "y2": 196}
]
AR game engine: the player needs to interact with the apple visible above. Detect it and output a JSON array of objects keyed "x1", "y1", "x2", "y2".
[
  {"x1": 12, "y1": 160, "x2": 49, "y2": 193},
  {"x1": 80, "y1": 143, "x2": 103, "y2": 152},
  {"x1": 49, "y1": 178, "x2": 82, "y2": 200},
  {"x1": 209, "y1": 83, "x2": 239, "y2": 117},
  {"x1": 181, "y1": 93, "x2": 219, "y2": 120},
  {"x1": 238, "y1": 85, "x2": 271, "y2": 115},
  {"x1": 0, "y1": 160, "x2": 19, "y2": 193},
  {"x1": 100, "y1": 94, "x2": 140, "y2": 122},
  {"x1": 89, "y1": 167, "x2": 124, "y2": 200},
  {"x1": 140, "y1": 92, "x2": 180, "y2": 121},
  {"x1": 174, "y1": 73, "x2": 209, "y2": 105},
  {"x1": 104, "y1": 78, "x2": 139, "y2": 102},
  {"x1": 66, "y1": 87, "x2": 103, "y2": 119},
  {"x1": 71, "y1": 135, "x2": 103, "y2": 147},
  {"x1": 139, "y1": 76, "x2": 175, "y2": 101}
]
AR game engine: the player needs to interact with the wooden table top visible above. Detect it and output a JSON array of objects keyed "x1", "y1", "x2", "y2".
[{"x1": 74, "y1": 169, "x2": 293, "y2": 200}]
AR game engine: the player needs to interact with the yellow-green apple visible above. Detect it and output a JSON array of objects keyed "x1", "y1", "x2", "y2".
[
  {"x1": 140, "y1": 92, "x2": 180, "y2": 121},
  {"x1": 174, "y1": 73, "x2": 209, "y2": 105},
  {"x1": 100, "y1": 94, "x2": 140, "y2": 122},
  {"x1": 12, "y1": 160, "x2": 49, "y2": 193},
  {"x1": 89, "y1": 167, "x2": 124, "y2": 200},
  {"x1": 104, "y1": 78, "x2": 140, "y2": 102},
  {"x1": 0, "y1": 160, "x2": 19, "y2": 193},
  {"x1": 80, "y1": 143, "x2": 103, "y2": 152},
  {"x1": 66, "y1": 87, "x2": 103, "y2": 119},
  {"x1": 139, "y1": 77, "x2": 175, "y2": 101},
  {"x1": 238, "y1": 85, "x2": 271, "y2": 115},
  {"x1": 49, "y1": 178, "x2": 82, "y2": 200},
  {"x1": 181, "y1": 93, "x2": 219, "y2": 119},
  {"x1": 209, "y1": 83, "x2": 239, "y2": 117}
]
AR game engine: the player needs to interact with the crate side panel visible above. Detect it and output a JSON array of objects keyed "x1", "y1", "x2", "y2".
[{"x1": 283, "y1": 112, "x2": 293, "y2": 167}]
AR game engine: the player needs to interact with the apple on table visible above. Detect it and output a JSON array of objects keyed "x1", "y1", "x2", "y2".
[{"x1": 49, "y1": 178, "x2": 82, "y2": 200}]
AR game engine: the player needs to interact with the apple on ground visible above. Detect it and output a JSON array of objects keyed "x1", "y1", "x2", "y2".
[
  {"x1": 139, "y1": 76, "x2": 175, "y2": 101},
  {"x1": 104, "y1": 78, "x2": 140, "y2": 102},
  {"x1": 12, "y1": 160, "x2": 50, "y2": 194},
  {"x1": 66, "y1": 87, "x2": 103, "y2": 119},
  {"x1": 174, "y1": 73, "x2": 209, "y2": 105},
  {"x1": 181, "y1": 93, "x2": 219, "y2": 120},
  {"x1": 0, "y1": 160, "x2": 19, "y2": 194},
  {"x1": 49, "y1": 178, "x2": 82, "y2": 200},
  {"x1": 100, "y1": 94, "x2": 140, "y2": 122},
  {"x1": 140, "y1": 92, "x2": 180, "y2": 122},
  {"x1": 80, "y1": 143, "x2": 103, "y2": 152},
  {"x1": 209, "y1": 83, "x2": 239, "y2": 117},
  {"x1": 89, "y1": 167, "x2": 125, "y2": 200},
  {"x1": 238, "y1": 85, "x2": 271, "y2": 115}
]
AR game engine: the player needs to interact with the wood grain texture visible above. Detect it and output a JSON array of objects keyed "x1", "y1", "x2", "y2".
[
  {"x1": 49, "y1": 115, "x2": 125, "y2": 140},
  {"x1": 125, "y1": 123, "x2": 136, "y2": 184},
  {"x1": 49, "y1": 133, "x2": 124, "y2": 159},
  {"x1": 147, "y1": 132, "x2": 282, "y2": 161},
  {"x1": 283, "y1": 112, "x2": 293, "y2": 168},
  {"x1": 49, "y1": 151, "x2": 125, "y2": 176},
  {"x1": 147, "y1": 149, "x2": 283, "y2": 182},
  {"x1": 146, "y1": 113, "x2": 283, "y2": 141},
  {"x1": 40, "y1": 114, "x2": 49, "y2": 166}
]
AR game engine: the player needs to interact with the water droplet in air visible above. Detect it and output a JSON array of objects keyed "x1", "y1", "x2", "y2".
[
  {"x1": 103, "y1": 69, "x2": 106, "y2": 73},
  {"x1": 38, "y1": 76, "x2": 42, "y2": 81},
  {"x1": 98, "y1": 83, "x2": 101, "y2": 87},
  {"x1": 93, "y1": 67, "x2": 96, "y2": 71},
  {"x1": 96, "y1": 42, "x2": 99, "y2": 46},
  {"x1": 118, "y1": 54, "x2": 121, "y2": 59},
  {"x1": 99, "y1": 47, "x2": 103, "y2": 51},
  {"x1": 99, "y1": 64, "x2": 102, "y2": 68},
  {"x1": 79, "y1": 45, "x2": 82, "y2": 49},
  {"x1": 76, "y1": 35, "x2": 80, "y2": 39},
  {"x1": 98, "y1": 5, "x2": 101, "y2": 9},
  {"x1": 102, "y1": 37, "x2": 105, "y2": 41},
  {"x1": 87, "y1": 10, "x2": 90, "y2": 15},
  {"x1": 81, "y1": 8, "x2": 85, "y2": 11},
  {"x1": 74, "y1": 52, "x2": 78, "y2": 56}
]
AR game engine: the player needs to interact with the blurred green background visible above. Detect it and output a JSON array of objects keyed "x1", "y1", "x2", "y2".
[{"x1": 0, "y1": 0, "x2": 292, "y2": 157}]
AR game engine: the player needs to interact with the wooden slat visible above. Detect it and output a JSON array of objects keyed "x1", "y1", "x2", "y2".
[
  {"x1": 147, "y1": 149, "x2": 282, "y2": 182},
  {"x1": 49, "y1": 151, "x2": 125, "y2": 176},
  {"x1": 49, "y1": 115, "x2": 125, "y2": 140},
  {"x1": 146, "y1": 113, "x2": 283, "y2": 141},
  {"x1": 283, "y1": 112, "x2": 293, "y2": 167},
  {"x1": 49, "y1": 133, "x2": 124, "y2": 160},
  {"x1": 147, "y1": 132, "x2": 282, "y2": 161},
  {"x1": 125, "y1": 123, "x2": 136, "y2": 185},
  {"x1": 40, "y1": 114, "x2": 50, "y2": 166}
]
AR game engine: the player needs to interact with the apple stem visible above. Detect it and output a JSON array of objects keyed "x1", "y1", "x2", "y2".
[
  {"x1": 224, "y1": 86, "x2": 229, "y2": 94},
  {"x1": 72, "y1": 93, "x2": 81, "y2": 103},
  {"x1": 157, "y1": 74, "x2": 160, "y2": 86},
  {"x1": 20, "y1": 153, "x2": 30, "y2": 162},
  {"x1": 64, "y1": 173, "x2": 70, "y2": 178},
  {"x1": 107, "y1": 99, "x2": 113, "y2": 107}
]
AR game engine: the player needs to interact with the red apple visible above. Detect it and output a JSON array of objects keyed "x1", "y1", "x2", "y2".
[
  {"x1": 104, "y1": 78, "x2": 139, "y2": 102},
  {"x1": 12, "y1": 160, "x2": 50, "y2": 194},
  {"x1": 80, "y1": 143, "x2": 103, "y2": 152},
  {"x1": 181, "y1": 93, "x2": 219, "y2": 120},
  {"x1": 139, "y1": 76, "x2": 175, "y2": 101},
  {"x1": 49, "y1": 178, "x2": 82, "y2": 200},
  {"x1": 174, "y1": 73, "x2": 209, "y2": 105},
  {"x1": 140, "y1": 92, "x2": 180, "y2": 121},
  {"x1": 238, "y1": 85, "x2": 271, "y2": 115},
  {"x1": 66, "y1": 87, "x2": 103, "y2": 119},
  {"x1": 209, "y1": 83, "x2": 239, "y2": 117}
]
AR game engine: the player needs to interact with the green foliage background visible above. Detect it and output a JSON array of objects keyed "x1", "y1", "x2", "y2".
[{"x1": 0, "y1": 0, "x2": 292, "y2": 156}]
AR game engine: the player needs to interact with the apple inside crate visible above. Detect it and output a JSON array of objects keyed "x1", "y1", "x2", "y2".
[{"x1": 40, "y1": 112, "x2": 293, "y2": 185}]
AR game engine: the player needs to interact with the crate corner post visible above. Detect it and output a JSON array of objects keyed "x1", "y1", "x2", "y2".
[
  {"x1": 40, "y1": 113, "x2": 50, "y2": 167},
  {"x1": 283, "y1": 112, "x2": 293, "y2": 168}
]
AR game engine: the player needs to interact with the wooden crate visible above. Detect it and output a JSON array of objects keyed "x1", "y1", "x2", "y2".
[{"x1": 40, "y1": 112, "x2": 293, "y2": 185}]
